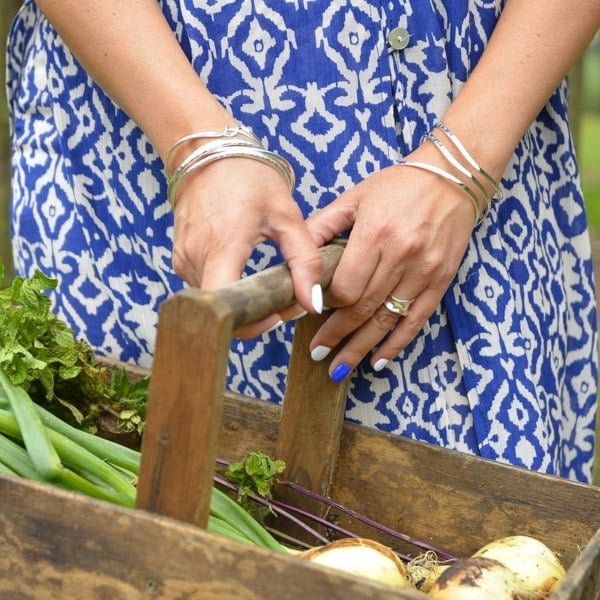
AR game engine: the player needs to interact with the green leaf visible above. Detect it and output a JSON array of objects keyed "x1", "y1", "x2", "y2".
[{"x1": 225, "y1": 451, "x2": 286, "y2": 509}]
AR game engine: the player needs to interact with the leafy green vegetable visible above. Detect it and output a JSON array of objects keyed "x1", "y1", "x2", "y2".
[
  {"x1": 109, "y1": 368, "x2": 149, "y2": 435},
  {"x1": 225, "y1": 451, "x2": 286, "y2": 511},
  {"x1": 0, "y1": 262, "x2": 290, "y2": 552},
  {"x1": 0, "y1": 259, "x2": 148, "y2": 435}
]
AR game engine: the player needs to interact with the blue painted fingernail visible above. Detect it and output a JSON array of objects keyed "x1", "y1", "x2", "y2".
[{"x1": 331, "y1": 363, "x2": 352, "y2": 383}]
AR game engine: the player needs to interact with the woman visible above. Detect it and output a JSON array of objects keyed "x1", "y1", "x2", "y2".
[{"x1": 7, "y1": 1, "x2": 600, "y2": 482}]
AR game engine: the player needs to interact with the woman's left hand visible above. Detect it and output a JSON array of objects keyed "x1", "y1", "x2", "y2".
[{"x1": 305, "y1": 143, "x2": 477, "y2": 382}]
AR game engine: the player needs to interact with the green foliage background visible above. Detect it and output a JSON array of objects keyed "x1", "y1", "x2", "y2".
[
  {"x1": 581, "y1": 44, "x2": 600, "y2": 233},
  {"x1": 0, "y1": 2, "x2": 19, "y2": 288}
]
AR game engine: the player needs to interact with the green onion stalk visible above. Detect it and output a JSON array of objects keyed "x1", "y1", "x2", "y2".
[{"x1": 0, "y1": 368, "x2": 285, "y2": 553}]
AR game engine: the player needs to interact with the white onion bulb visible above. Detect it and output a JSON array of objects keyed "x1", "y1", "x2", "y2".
[
  {"x1": 298, "y1": 537, "x2": 412, "y2": 589},
  {"x1": 472, "y1": 535, "x2": 566, "y2": 597},
  {"x1": 429, "y1": 556, "x2": 526, "y2": 599}
]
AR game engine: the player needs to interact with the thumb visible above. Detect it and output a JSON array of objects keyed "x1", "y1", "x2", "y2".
[
  {"x1": 305, "y1": 197, "x2": 357, "y2": 246},
  {"x1": 199, "y1": 244, "x2": 250, "y2": 291}
]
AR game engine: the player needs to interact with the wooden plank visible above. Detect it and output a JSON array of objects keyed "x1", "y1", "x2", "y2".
[
  {"x1": 329, "y1": 427, "x2": 600, "y2": 569},
  {"x1": 218, "y1": 392, "x2": 600, "y2": 600},
  {"x1": 219, "y1": 391, "x2": 280, "y2": 460},
  {"x1": 0, "y1": 474, "x2": 422, "y2": 600},
  {"x1": 275, "y1": 313, "x2": 349, "y2": 529},
  {"x1": 553, "y1": 525, "x2": 600, "y2": 600},
  {"x1": 136, "y1": 289, "x2": 233, "y2": 527}
]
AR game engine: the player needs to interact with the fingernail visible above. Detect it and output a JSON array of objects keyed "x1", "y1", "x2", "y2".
[
  {"x1": 331, "y1": 363, "x2": 352, "y2": 383},
  {"x1": 265, "y1": 319, "x2": 284, "y2": 333},
  {"x1": 311, "y1": 345, "x2": 331, "y2": 361},
  {"x1": 312, "y1": 284, "x2": 323, "y2": 314},
  {"x1": 373, "y1": 358, "x2": 389, "y2": 372}
]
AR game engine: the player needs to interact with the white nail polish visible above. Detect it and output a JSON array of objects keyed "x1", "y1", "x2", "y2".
[
  {"x1": 312, "y1": 284, "x2": 323, "y2": 314},
  {"x1": 265, "y1": 319, "x2": 284, "y2": 333},
  {"x1": 311, "y1": 345, "x2": 331, "y2": 361},
  {"x1": 373, "y1": 358, "x2": 389, "y2": 372}
]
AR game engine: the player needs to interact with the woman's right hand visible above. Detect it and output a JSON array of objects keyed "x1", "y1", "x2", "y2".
[
  {"x1": 33, "y1": 0, "x2": 324, "y2": 330},
  {"x1": 171, "y1": 151, "x2": 324, "y2": 335}
]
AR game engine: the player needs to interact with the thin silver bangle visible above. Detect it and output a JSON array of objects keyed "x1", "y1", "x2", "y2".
[
  {"x1": 168, "y1": 145, "x2": 295, "y2": 208},
  {"x1": 165, "y1": 125, "x2": 262, "y2": 175},
  {"x1": 169, "y1": 146, "x2": 294, "y2": 207},
  {"x1": 434, "y1": 122, "x2": 503, "y2": 200},
  {"x1": 395, "y1": 159, "x2": 481, "y2": 226},
  {"x1": 168, "y1": 138, "x2": 260, "y2": 189}
]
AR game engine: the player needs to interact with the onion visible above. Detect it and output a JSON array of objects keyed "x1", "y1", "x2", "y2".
[
  {"x1": 407, "y1": 551, "x2": 450, "y2": 593},
  {"x1": 429, "y1": 556, "x2": 527, "y2": 599},
  {"x1": 472, "y1": 535, "x2": 566, "y2": 597},
  {"x1": 298, "y1": 537, "x2": 412, "y2": 589}
]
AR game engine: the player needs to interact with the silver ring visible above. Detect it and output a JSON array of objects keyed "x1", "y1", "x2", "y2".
[{"x1": 383, "y1": 295, "x2": 414, "y2": 317}]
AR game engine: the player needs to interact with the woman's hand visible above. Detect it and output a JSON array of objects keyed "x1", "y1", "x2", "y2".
[
  {"x1": 305, "y1": 143, "x2": 476, "y2": 381},
  {"x1": 172, "y1": 153, "x2": 324, "y2": 337}
]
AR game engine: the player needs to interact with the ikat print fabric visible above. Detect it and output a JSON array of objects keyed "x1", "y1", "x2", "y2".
[{"x1": 6, "y1": 0, "x2": 598, "y2": 482}]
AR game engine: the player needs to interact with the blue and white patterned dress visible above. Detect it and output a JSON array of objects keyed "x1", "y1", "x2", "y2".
[{"x1": 7, "y1": 0, "x2": 598, "y2": 482}]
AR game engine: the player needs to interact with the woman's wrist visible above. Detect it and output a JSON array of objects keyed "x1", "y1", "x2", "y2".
[{"x1": 399, "y1": 123, "x2": 502, "y2": 228}]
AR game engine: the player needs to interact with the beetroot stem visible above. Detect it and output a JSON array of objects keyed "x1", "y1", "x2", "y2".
[{"x1": 216, "y1": 457, "x2": 456, "y2": 561}]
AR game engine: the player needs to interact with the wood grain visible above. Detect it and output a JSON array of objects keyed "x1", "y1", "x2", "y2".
[
  {"x1": 0, "y1": 475, "x2": 426, "y2": 599},
  {"x1": 215, "y1": 239, "x2": 346, "y2": 329},
  {"x1": 274, "y1": 313, "x2": 350, "y2": 538},
  {"x1": 136, "y1": 289, "x2": 233, "y2": 527}
]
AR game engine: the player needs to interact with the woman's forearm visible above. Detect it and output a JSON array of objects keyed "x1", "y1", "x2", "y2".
[
  {"x1": 441, "y1": 0, "x2": 600, "y2": 178},
  {"x1": 34, "y1": 0, "x2": 235, "y2": 159}
]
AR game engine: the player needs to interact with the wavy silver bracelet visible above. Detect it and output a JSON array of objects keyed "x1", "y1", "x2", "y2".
[
  {"x1": 167, "y1": 144, "x2": 295, "y2": 208},
  {"x1": 395, "y1": 159, "x2": 482, "y2": 226},
  {"x1": 433, "y1": 122, "x2": 503, "y2": 201},
  {"x1": 422, "y1": 131, "x2": 491, "y2": 220}
]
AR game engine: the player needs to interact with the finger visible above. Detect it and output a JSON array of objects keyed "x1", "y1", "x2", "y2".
[
  {"x1": 307, "y1": 204, "x2": 385, "y2": 309},
  {"x1": 194, "y1": 235, "x2": 252, "y2": 290},
  {"x1": 309, "y1": 257, "x2": 408, "y2": 360},
  {"x1": 369, "y1": 291, "x2": 436, "y2": 369},
  {"x1": 305, "y1": 197, "x2": 357, "y2": 247},
  {"x1": 312, "y1": 284, "x2": 424, "y2": 383},
  {"x1": 323, "y1": 235, "x2": 382, "y2": 308},
  {"x1": 270, "y1": 215, "x2": 325, "y2": 315},
  {"x1": 234, "y1": 303, "x2": 306, "y2": 339},
  {"x1": 317, "y1": 303, "x2": 400, "y2": 383}
]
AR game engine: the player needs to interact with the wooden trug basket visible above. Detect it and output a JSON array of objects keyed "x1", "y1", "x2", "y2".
[{"x1": 1, "y1": 241, "x2": 600, "y2": 599}]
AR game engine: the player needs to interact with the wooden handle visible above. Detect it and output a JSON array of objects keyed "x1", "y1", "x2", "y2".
[{"x1": 215, "y1": 238, "x2": 346, "y2": 329}]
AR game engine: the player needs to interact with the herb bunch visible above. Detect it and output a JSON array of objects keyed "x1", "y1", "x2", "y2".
[{"x1": 0, "y1": 260, "x2": 148, "y2": 436}]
